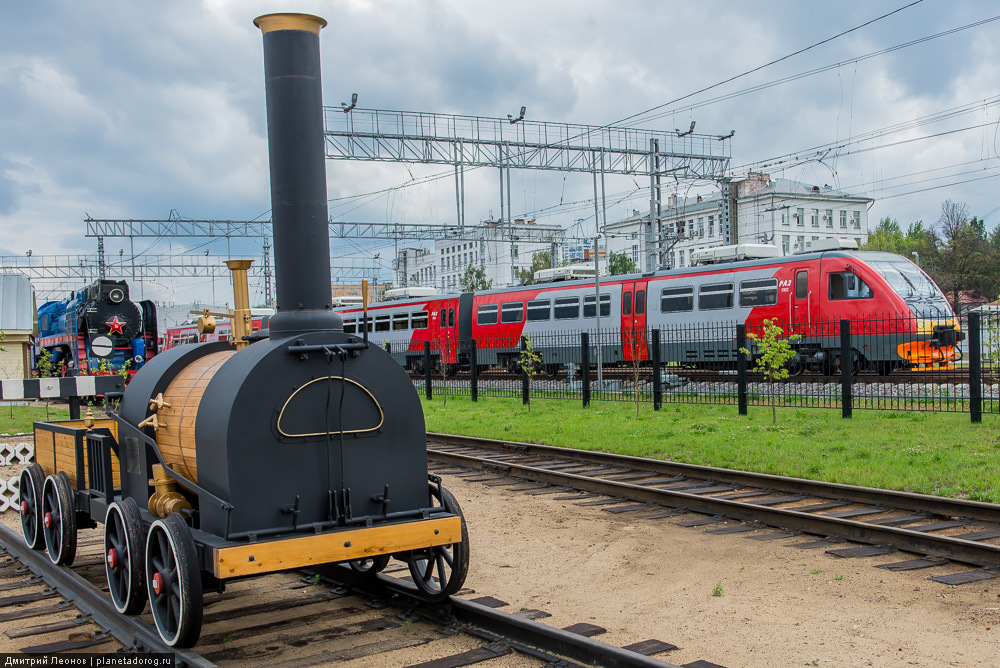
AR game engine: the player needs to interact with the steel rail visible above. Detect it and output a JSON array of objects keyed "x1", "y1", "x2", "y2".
[
  {"x1": 0, "y1": 523, "x2": 215, "y2": 667},
  {"x1": 427, "y1": 433, "x2": 1000, "y2": 568},
  {"x1": 311, "y1": 563, "x2": 680, "y2": 668}
]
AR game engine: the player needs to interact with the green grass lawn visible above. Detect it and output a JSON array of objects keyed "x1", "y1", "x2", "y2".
[
  {"x1": 421, "y1": 396, "x2": 1000, "y2": 503},
  {"x1": 0, "y1": 404, "x2": 71, "y2": 435}
]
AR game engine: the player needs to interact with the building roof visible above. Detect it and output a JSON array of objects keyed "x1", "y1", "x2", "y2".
[
  {"x1": 744, "y1": 178, "x2": 873, "y2": 203},
  {"x1": 0, "y1": 273, "x2": 34, "y2": 331}
]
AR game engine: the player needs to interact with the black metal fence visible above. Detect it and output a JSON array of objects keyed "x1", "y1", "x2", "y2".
[{"x1": 402, "y1": 312, "x2": 998, "y2": 421}]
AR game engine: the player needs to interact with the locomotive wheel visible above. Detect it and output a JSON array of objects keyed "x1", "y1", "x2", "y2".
[
  {"x1": 18, "y1": 464, "x2": 45, "y2": 550},
  {"x1": 348, "y1": 554, "x2": 391, "y2": 577},
  {"x1": 41, "y1": 473, "x2": 77, "y2": 566},
  {"x1": 104, "y1": 499, "x2": 147, "y2": 615},
  {"x1": 406, "y1": 484, "x2": 469, "y2": 602},
  {"x1": 146, "y1": 513, "x2": 203, "y2": 648}
]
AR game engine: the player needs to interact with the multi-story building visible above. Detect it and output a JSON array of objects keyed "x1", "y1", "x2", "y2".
[
  {"x1": 605, "y1": 173, "x2": 872, "y2": 269},
  {"x1": 395, "y1": 219, "x2": 565, "y2": 290}
]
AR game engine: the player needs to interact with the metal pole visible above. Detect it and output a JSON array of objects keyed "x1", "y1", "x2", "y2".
[
  {"x1": 840, "y1": 319, "x2": 853, "y2": 419},
  {"x1": 594, "y1": 236, "x2": 602, "y2": 387},
  {"x1": 521, "y1": 335, "x2": 530, "y2": 405},
  {"x1": 969, "y1": 312, "x2": 982, "y2": 423},
  {"x1": 652, "y1": 328, "x2": 662, "y2": 411},
  {"x1": 581, "y1": 332, "x2": 591, "y2": 407},
  {"x1": 424, "y1": 341, "x2": 432, "y2": 400},
  {"x1": 470, "y1": 338, "x2": 478, "y2": 402},
  {"x1": 737, "y1": 324, "x2": 748, "y2": 416}
]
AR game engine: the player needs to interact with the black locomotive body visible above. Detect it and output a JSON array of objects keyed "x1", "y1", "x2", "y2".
[{"x1": 17, "y1": 14, "x2": 469, "y2": 648}]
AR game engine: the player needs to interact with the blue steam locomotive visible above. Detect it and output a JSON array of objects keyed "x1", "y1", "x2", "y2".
[{"x1": 35, "y1": 279, "x2": 157, "y2": 376}]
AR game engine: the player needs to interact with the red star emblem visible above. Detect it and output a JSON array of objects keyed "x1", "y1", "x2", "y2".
[{"x1": 106, "y1": 315, "x2": 126, "y2": 335}]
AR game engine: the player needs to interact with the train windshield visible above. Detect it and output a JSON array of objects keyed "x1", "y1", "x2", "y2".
[{"x1": 868, "y1": 260, "x2": 953, "y2": 318}]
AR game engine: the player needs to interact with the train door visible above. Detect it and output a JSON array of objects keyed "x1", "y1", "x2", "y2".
[
  {"x1": 790, "y1": 268, "x2": 811, "y2": 334},
  {"x1": 621, "y1": 281, "x2": 648, "y2": 362},
  {"x1": 437, "y1": 299, "x2": 459, "y2": 365}
]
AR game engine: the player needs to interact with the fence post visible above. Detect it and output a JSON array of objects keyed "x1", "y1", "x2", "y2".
[
  {"x1": 737, "y1": 324, "x2": 748, "y2": 416},
  {"x1": 840, "y1": 319, "x2": 852, "y2": 418},
  {"x1": 470, "y1": 339, "x2": 478, "y2": 402},
  {"x1": 68, "y1": 396, "x2": 81, "y2": 420},
  {"x1": 969, "y1": 311, "x2": 982, "y2": 423},
  {"x1": 581, "y1": 332, "x2": 591, "y2": 407},
  {"x1": 521, "y1": 335, "x2": 530, "y2": 405},
  {"x1": 424, "y1": 341, "x2": 432, "y2": 400},
  {"x1": 651, "y1": 328, "x2": 662, "y2": 411}
]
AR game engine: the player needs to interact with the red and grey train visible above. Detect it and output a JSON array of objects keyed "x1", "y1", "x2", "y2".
[{"x1": 337, "y1": 248, "x2": 963, "y2": 375}]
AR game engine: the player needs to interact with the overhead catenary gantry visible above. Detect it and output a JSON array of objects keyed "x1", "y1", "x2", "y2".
[{"x1": 324, "y1": 107, "x2": 733, "y2": 271}]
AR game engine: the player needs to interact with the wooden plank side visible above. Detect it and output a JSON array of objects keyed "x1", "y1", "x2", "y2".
[{"x1": 213, "y1": 516, "x2": 463, "y2": 579}]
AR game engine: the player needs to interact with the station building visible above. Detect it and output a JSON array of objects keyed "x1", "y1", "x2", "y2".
[{"x1": 605, "y1": 172, "x2": 873, "y2": 269}]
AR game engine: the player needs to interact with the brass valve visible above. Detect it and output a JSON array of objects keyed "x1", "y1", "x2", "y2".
[
  {"x1": 148, "y1": 393, "x2": 172, "y2": 412},
  {"x1": 137, "y1": 414, "x2": 160, "y2": 431},
  {"x1": 148, "y1": 464, "x2": 192, "y2": 519}
]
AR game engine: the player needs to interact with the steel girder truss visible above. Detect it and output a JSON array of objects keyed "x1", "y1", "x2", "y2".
[{"x1": 323, "y1": 108, "x2": 731, "y2": 179}]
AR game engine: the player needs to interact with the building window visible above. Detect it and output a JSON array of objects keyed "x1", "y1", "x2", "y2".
[
  {"x1": 512, "y1": 245, "x2": 519, "y2": 258},
  {"x1": 825, "y1": 209, "x2": 833, "y2": 227},
  {"x1": 698, "y1": 218, "x2": 705, "y2": 237},
  {"x1": 811, "y1": 209, "x2": 819, "y2": 227},
  {"x1": 781, "y1": 212, "x2": 787, "y2": 226},
  {"x1": 852, "y1": 211, "x2": 861, "y2": 229},
  {"x1": 797, "y1": 235, "x2": 805, "y2": 252},
  {"x1": 708, "y1": 215, "x2": 715, "y2": 236},
  {"x1": 782, "y1": 235, "x2": 790, "y2": 254},
  {"x1": 839, "y1": 211, "x2": 847, "y2": 228},
  {"x1": 796, "y1": 208, "x2": 804, "y2": 226}
]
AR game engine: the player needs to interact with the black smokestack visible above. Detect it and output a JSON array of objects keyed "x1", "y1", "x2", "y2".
[{"x1": 254, "y1": 13, "x2": 341, "y2": 335}]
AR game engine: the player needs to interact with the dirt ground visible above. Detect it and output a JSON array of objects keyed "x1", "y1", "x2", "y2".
[{"x1": 1, "y1": 433, "x2": 998, "y2": 666}]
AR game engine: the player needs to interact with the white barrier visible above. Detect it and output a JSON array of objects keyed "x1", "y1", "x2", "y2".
[{"x1": 0, "y1": 442, "x2": 34, "y2": 512}]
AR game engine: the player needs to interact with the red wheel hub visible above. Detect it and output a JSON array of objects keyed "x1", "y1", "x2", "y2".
[
  {"x1": 152, "y1": 572, "x2": 163, "y2": 595},
  {"x1": 107, "y1": 548, "x2": 118, "y2": 568},
  {"x1": 43, "y1": 512, "x2": 53, "y2": 528},
  {"x1": 20, "y1": 501, "x2": 28, "y2": 516}
]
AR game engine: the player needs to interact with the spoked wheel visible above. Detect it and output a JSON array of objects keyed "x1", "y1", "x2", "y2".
[
  {"x1": 18, "y1": 464, "x2": 45, "y2": 550},
  {"x1": 41, "y1": 472, "x2": 77, "y2": 566},
  {"x1": 105, "y1": 498, "x2": 147, "y2": 615},
  {"x1": 407, "y1": 483, "x2": 469, "y2": 602},
  {"x1": 349, "y1": 554, "x2": 391, "y2": 577},
  {"x1": 145, "y1": 513, "x2": 203, "y2": 647}
]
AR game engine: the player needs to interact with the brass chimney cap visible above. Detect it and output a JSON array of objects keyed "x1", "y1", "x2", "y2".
[{"x1": 253, "y1": 13, "x2": 327, "y2": 35}]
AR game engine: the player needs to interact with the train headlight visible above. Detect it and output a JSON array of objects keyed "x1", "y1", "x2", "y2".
[{"x1": 109, "y1": 288, "x2": 125, "y2": 304}]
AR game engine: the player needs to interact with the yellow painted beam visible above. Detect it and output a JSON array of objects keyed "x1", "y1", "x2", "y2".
[{"x1": 213, "y1": 516, "x2": 462, "y2": 579}]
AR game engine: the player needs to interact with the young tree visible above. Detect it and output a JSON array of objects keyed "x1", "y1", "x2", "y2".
[
  {"x1": 515, "y1": 251, "x2": 553, "y2": 285},
  {"x1": 607, "y1": 250, "x2": 637, "y2": 276},
  {"x1": 460, "y1": 264, "x2": 493, "y2": 292},
  {"x1": 740, "y1": 319, "x2": 800, "y2": 426},
  {"x1": 517, "y1": 335, "x2": 542, "y2": 412}
]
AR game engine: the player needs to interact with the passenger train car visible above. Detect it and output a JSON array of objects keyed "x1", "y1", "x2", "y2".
[
  {"x1": 337, "y1": 245, "x2": 963, "y2": 375},
  {"x1": 35, "y1": 279, "x2": 157, "y2": 376},
  {"x1": 159, "y1": 310, "x2": 273, "y2": 351}
]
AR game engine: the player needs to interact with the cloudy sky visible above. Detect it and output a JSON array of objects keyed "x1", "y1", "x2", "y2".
[{"x1": 1, "y1": 0, "x2": 998, "y2": 304}]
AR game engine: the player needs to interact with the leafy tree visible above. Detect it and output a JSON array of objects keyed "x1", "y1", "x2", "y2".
[
  {"x1": 928, "y1": 201, "x2": 997, "y2": 313},
  {"x1": 460, "y1": 264, "x2": 493, "y2": 292},
  {"x1": 515, "y1": 251, "x2": 553, "y2": 285},
  {"x1": 517, "y1": 335, "x2": 542, "y2": 412},
  {"x1": 607, "y1": 250, "x2": 636, "y2": 276},
  {"x1": 740, "y1": 319, "x2": 800, "y2": 426},
  {"x1": 34, "y1": 347, "x2": 56, "y2": 378}
]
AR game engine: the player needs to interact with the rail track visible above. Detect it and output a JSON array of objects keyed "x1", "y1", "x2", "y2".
[
  {"x1": 0, "y1": 521, "x2": 699, "y2": 667},
  {"x1": 426, "y1": 432, "x2": 1000, "y2": 585}
]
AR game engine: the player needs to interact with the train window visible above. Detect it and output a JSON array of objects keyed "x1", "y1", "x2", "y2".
[
  {"x1": 477, "y1": 304, "x2": 499, "y2": 325},
  {"x1": 392, "y1": 313, "x2": 409, "y2": 331},
  {"x1": 828, "y1": 272, "x2": 873, "y2": 300},
  {"x1": 343, "y1": 318, "x2": 357, "y2": 334},
  {"x1": 635, "y1": 290, "x2": 645, "y2": 315},
  {"x1": 527, "y1": 299, "x2": 551, "y2": 321},
  {"x1": 411, "y1": 311, "x2": 428, "y2": 329},
  {"x1": 698, "y1": 283, "x2": 734, "y2": 310},
  {"x1": 501, "y1": 301, "x2": 524, "y2": 323},
  {"x1": 660, "y1": 286, "x2": 694, "y2": 313},
  {"x1": 375, "y1": 314, "x2": 391, "y2": 332},
  {"x1": 448, "y1": 308, "x2": 455, "y2": 327},
  {"x1": 739, "y1": 278, "x2": 778, "y2": 307},
  {"x1": 795, "y1": 271, "x2": 808, "y2": 299},
  {"x1": 583, "y1": 294, "x2": 611, "y2": 318},
  {"x1": 554, "y1": 296, "x2": 580, "y2": 320},
  {"x1": 623, "y1": 291, "x2": 632, "y2": 316}
]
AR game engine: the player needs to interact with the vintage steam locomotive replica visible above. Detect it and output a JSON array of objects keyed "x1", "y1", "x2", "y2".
[
  {"x1": 18, "y1": 14, "x2": 469, "y2": 648},
  {"x1": 36, "y1": 278, "x2": 158, "y2": 376}
]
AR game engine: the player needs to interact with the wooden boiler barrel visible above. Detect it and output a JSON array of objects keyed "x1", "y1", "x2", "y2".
[{"x1": 155, "y1": 349, "x2": 236, "y2": 482}]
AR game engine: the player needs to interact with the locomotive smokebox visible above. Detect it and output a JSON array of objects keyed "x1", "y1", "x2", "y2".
[{"x1": 118, "y1": 13, "x2": 431, "y2": 540}]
